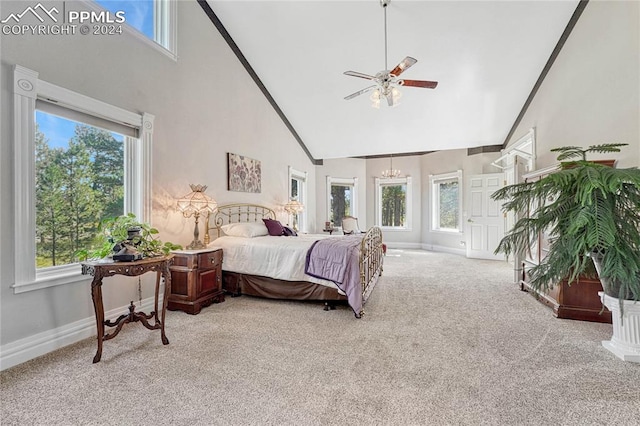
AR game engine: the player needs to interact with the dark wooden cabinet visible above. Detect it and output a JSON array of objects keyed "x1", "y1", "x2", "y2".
[
  {"x1": 520, "y1": 166, "x2": 611, "y2": 323},
  {"x1": 521, "y1": 269, "x2": 611, "y2": 323},
  {"x1": 168, "y1": 249, "x2": 224, "y2": 314}
]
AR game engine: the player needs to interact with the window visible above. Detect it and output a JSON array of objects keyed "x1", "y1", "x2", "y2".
[
  {"x1": 288, "y1": 166, "x2": 307, "y2": 232},
  {"x1": 326, "y1": 176, "x2": 358, "y2": 227},
  {"x1": 375, "y1": 177, "x2": 412, "y2": 230},
  {"x1": 430, "y1": 171, "x2": 462, "y2": 232},
  {"x1": 12, "y1": 65, "x2": 153, "y2": 293},
  {"x1": 93, "y1": 0, "x2": 177, "y2": 59},
  {"x1": 35, "y1": 111, "x2": 125, "y2": 269}
]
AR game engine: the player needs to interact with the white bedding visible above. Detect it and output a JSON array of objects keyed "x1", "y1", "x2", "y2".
[{"x1": 207, "y1": 234, "x2": 342, "y2": 290}]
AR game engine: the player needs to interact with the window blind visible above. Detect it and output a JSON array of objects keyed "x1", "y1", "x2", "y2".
[{"x1": 36, "y1": 99, "x2": 139, "y2": 138}]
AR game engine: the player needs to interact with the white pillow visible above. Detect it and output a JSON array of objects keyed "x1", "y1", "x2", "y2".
[{"x1": 220, "y1": 222, "x2": 269, "y2": 238}]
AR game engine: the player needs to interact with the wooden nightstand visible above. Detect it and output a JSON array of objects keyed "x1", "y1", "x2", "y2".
[{"x1": 168, "y1": 248, "x2": 224, "y2": 314}]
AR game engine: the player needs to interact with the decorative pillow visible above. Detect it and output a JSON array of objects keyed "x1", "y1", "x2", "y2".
[
  {"x1": 220, "y1": 222, "x2": 269, "y2": 238},
  {"x1": 283, "y1": 226, "x2": 298, "y2": 237},
  {"x1": 262, "y1": 218, "x2": 285, "y2": 236}
]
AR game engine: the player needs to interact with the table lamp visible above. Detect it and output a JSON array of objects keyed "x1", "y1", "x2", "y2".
[
  {"x1": 284, "y1": 199, "x2": 304, "y2": 232},
  {"x1": 177, "y1": 184, "x2": 216, "y2": 249}
]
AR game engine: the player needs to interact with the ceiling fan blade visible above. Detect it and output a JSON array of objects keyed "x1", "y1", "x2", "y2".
[
  {"x1": 400, "y1": 79, "x2": 438, "y2": 89},
  {"x1": 344, "y1": 71, "x2": 376, "y2": 80},
  {"x1": 390, "y1": 56, "x2": 417, "y2": 77},
  {"x1": 344, "y1": 85, "x2": 378, "y2": 100}
]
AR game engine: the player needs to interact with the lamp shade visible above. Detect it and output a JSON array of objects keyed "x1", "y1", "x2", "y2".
[
  {"x1": 177, "y1": 184, "x2": 216, "y2": 216},
  {"x1": 284, "y1": 199, "x2": 304, "y2": 214}
]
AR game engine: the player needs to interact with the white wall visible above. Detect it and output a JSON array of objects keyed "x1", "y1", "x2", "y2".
[
  {"x1": 315, "y1": 158, "x2": 367, "y2": 231},
  {"x1": 0, "y1": 1, "x2": 315, "y2": 364},
  {"x1": 418, "y1": 150, "x2": 501, "y2": 251},
  {"x1": 505, "y1": 0, "x2": 640, "y2": 168}
]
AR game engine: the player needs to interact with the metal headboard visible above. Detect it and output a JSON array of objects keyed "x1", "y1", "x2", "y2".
[{"x1": 204, "y1": 203, "x2": 276, "y2": 242}]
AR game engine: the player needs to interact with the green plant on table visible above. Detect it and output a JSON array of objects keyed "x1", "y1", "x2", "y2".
[{"x1": 76, "y1": 213, "x2": 182, "y2": 261}]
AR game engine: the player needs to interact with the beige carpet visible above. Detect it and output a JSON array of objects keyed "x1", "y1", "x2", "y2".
[{"x1": 1, "y1": 250, "x2": 639, "y2": 425}]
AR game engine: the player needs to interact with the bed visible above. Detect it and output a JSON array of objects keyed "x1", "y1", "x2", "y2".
[{"x1": 205, "y1": 203, "x2": 384, "y2": 318}]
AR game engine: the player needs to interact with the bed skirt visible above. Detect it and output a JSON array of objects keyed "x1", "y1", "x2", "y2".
[{"x1": 222, "y1": 271, "x2": 348, "y2": 302}]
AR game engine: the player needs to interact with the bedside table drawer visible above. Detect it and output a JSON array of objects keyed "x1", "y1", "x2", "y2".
[{"x1": 199, "y1": 250, "x2": 222, "y2": 269}]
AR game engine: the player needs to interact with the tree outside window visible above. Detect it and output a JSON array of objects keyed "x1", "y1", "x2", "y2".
[
  {"x1": 35, "y1": 112, "x2": 124, "y2": 268},
  {"x1": 438, "y1": 181, "x2": 459, "y2": 229},
  {"x1": 381, "y1": 184, "x2": 406, "y2": 227},
  {"x1": 326, "y1": 177, "x2": 358, "y2": 229},
  {"x1": 430, "y1": 171, "x2": 462, "y2": 232},
  {"x1": 291, "y1": 178, "x2": 299, "y2": 200},
  {"x1": 288, "y1": 167, "x2": 307, "y2": 232},
  {"x1": 330, "y1": 184, "x2": 352, "y2": 226},
  {"x1": 376, "y1": 177, "x2": 412, "y2": 229}
]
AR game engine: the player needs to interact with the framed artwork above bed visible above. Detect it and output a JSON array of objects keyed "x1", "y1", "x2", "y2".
[{"x1": 228, "y1": 153, "x2": 261, "y2": 193}]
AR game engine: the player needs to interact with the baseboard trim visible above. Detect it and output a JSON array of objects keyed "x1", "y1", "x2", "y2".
[
  {"x1": 420, "y1": 244, "x2": 467, "y2": 257},
  {"x1": 384, "y1": 242, "x2": 423, "y2": 250},
  {"x1": 383, "y1": 242, "x2": 467, "y2": 257},
  {"x1": 0, "y1": 296, "x2": 161, "y2": 371}
]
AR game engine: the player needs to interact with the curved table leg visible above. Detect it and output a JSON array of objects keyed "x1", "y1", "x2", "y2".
[
  {"x1": 90, "y1": 276, "x2": 105, "y2": 363},
  {"x1": 160, "y1": 262, "x2": 171, "y2": 345},
  {"x1": 153, "y1": 271, "x2": 161, "y2": 324}
]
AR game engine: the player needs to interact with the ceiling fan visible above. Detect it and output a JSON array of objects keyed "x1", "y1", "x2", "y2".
[{"x1": 343, "y1": 0, "x2": 438, "y2": 107}]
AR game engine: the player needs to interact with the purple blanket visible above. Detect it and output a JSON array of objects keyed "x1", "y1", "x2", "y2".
[{"x1": 305, "y1": 235, "x2": 364, "y2": 317}]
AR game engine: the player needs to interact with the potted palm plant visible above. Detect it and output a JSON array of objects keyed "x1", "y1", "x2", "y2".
[{"x1": 492, "y1": 143, "x2": 640, "y2": 362}]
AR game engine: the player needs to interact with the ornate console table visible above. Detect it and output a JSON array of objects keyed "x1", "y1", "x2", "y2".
[{"x1": 81, "y1": 256, "x2": 173, "y2": 363}]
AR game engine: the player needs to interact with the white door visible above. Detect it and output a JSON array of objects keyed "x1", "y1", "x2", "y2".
[{"x1": 465, "y1": 173, "x2": 505, "y2": 260}]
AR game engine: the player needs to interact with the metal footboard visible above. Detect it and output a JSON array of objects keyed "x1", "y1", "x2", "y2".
[{"x1": 358, "y1": 226, "x2": 384, "y2": 316}]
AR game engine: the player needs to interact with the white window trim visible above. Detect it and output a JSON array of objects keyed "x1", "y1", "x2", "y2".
[
  {"x1": 375, "y1": 176, "x2": 412, "y2": 231},
  {"x1": 288, "y1": 166, "x2": 307, "y2": 232},
  {"x1": 430, "y1": 170, "x2": 463, "y2": 234},
  {"x1": 326, "y1": 176, "x2": 358, "y2": 225},
  {"x1": 491, "y1": 128, "x2": 536, "y2": 171},
  {"x1": 12, "y1": 65, "x2": 153, "y2": 294},
  {"x1": 88, "y1": 0, "x2": 177, "y2": 61}
]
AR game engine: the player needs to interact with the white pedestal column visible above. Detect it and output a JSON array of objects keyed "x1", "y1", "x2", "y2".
[{"x1": 600, "y1": 292, "x2": 640, "y2": 363}]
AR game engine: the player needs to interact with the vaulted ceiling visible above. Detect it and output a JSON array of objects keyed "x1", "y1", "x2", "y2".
[{"x1": 206, "y1": 0, "x2": 581, "y2": 160}]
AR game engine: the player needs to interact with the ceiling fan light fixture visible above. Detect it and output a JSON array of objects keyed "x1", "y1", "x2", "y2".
[
  {"x1": 342, "y1": 0, "x2": 438, "y2": 105},
  {"x1": 391, "y1": 87, "x2": 402, "y2": 105},
  {"x1": 370, "y1": 88, "x2": 381, "y2": 108}
]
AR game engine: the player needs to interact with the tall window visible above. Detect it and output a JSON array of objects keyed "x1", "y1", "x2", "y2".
[
  {"x1": 35, "y1": 111, "x2": 125, "y2": 268},
  {"x1": 12, "y1": 65, "x2": 153, "y2": 293},
  {"x1": 326, "y1": 177, "x2": 358, "y2": 227},
  {"x1": 430, "y1": 171, "x2": 463, "y2": 232},
  {"x1": 94, "y1": 0, "x2": 176, "y2": 58},
  {"x1": 376, "y1": 177, "x2": 412, "y2": 229},
  {"x1": 288, "y1": 166, "x2": 307, "y2": 232}
]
